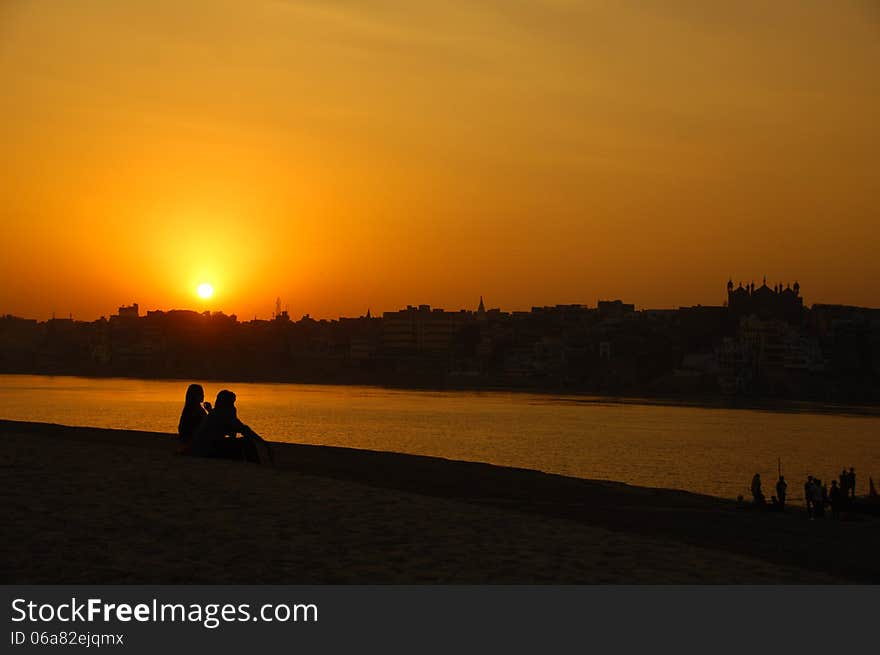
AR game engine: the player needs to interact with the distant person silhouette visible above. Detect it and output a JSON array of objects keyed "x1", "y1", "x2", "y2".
[
  {"x1": 869, "y1": 477, "x2": 878, "y2": 498},
  {"x1": 177, "y1": 383, "x2": 211, "y2": 454},
  {"x1": 775, "y1": 475, "x2": 787, "y2": 510},
  {"x1": 191, "y1": 389, "x2": 262, "y2": 462},
  {"x1": 847, "y1": 467, "x2": 856, "y2": 499},
  {"x1": 829, "y1": 480, "x2": 842, "y2": 519},
  {"x1": 812, "y1": 478, "x2": 825, "y2": 518},
  {"x1": 804, "y1": 475, "x2": 814, "y2": 518},
  {"x1": 750, "y1": 473, "x2": 765, "y2": 506}
]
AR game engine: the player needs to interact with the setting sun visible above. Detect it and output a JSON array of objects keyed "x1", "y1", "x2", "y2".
[{"x1": 197, "y1": 283, "x2": 214, "y2": 299}]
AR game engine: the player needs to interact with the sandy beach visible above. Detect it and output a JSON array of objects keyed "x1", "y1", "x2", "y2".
[{"x1": 2, "y1": 419, "x2": 877, "y2": 584}]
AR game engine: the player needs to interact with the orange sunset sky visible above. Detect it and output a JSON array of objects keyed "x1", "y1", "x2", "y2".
[{"x1": 1, "y1": 1, "x2": 878, "y2": 321}]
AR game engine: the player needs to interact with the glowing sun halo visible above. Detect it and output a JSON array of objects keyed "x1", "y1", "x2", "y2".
[{"x1": 197, "y1": 283, "x2": 214, "y2": 299}]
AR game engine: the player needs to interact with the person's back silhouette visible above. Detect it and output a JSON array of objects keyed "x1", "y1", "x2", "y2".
[
  {"x1": 812, "y1": 478, "x2": 825, "y2": 518},
  {"x1": 178, "y1": 383, "x2": 210, "y2": 453},
  {"x1": 830, "y1": 480, "x2": 842, "y2": 519},
  {"x1": 751, "y1": 473, "x2": 764, "y2": 505},
  {"x1": 804, "y1": 475, "x2": 814, "y2": 518},
  {"x1": 191, "y1": 390, "x2": 261, "y2": 461},
  {"x1": 776, "y1": 475, "x2": 787, "y2": 509}
]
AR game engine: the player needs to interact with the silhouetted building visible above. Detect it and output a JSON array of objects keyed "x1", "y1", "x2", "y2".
[
  {"x1": 727, "y1": 278, "x2": 802, "y2": 325},
  {"x1": 382, "y1": 305, "x2": 469, "y2": 354},
  {"x1": 117, "y1": 303, "x2": 139, "y2": 320},
  {"x1": 598, "y1": 300, "x2": 635, "y2": 320}
]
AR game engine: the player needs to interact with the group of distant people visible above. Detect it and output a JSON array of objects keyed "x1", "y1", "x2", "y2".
[
  {"x1": 749, "y1": 473, "x2": 789, "y2": 511},
  {"x1": 803, "y1": 470, "x2": 856, "y2": 520},
  {"x1": 748, "y1": 467, "x2": 875, "y2": 520},
  {"x1": 177, "y1": 383, "x2": 271, "y2": 463}
]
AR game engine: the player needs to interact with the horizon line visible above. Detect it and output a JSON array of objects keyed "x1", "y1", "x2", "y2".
[{"x1": 5, "y1": 296, "x2": 878, "y2": 325}]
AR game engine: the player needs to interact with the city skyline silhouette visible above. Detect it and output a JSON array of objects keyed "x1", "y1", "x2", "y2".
[
  {"x1": 2, "y1": 278, "x2": 877, "y2": 403},
  {"x1": 3, "y1": 275, "x2": 877, "y2": 324}
]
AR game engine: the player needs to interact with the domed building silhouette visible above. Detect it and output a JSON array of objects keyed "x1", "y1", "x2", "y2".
[{"x1": 727, "y1": 277, "x2": 803, "y2": 325}]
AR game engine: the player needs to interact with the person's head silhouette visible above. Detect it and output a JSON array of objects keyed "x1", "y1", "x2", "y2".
[
  {"x1": 215, "y1": 390, "x2": 236, "y2": 410},
  {"x1": 185, "y1": 383, "x2": 205, "y2": 406}
]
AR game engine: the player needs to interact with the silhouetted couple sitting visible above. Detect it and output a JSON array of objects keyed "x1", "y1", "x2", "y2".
[{"x1": 178, "y1": 384, "x2": 271, "y2": 464}]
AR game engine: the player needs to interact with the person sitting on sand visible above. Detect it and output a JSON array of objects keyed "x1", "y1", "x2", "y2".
[
  {"x1": 750, "y1": 473, "x2": 764, "y2": 506},
  {"x1": 191, "y1": 389, "x2": 261, "y2": 462},
  {"x1": 177, "y1": 383, "x2": 211, "y2": 454}
]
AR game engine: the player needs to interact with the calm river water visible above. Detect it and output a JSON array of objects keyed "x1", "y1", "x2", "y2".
[{"x1": 1, "y1": 374, "x2": 877, "y2": 501}]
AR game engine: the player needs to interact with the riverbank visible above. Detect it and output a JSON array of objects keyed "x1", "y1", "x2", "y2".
[{"x1": 2, "y1": 419, "x2": 878, "y2": 583}]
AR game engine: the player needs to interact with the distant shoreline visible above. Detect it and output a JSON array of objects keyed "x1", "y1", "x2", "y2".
[{"x1": 2, "y1": 370, "x2": 880, "y2": 418}]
